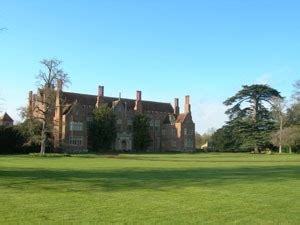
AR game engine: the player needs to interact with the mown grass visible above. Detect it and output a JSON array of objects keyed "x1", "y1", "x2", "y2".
[{"x1": 0, "y1": 153, "x2": 300, "y2": 224}]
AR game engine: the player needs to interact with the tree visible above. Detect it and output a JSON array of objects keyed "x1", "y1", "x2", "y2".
[
  {"x1": 293, "y1": 80, "x2": 300, "y2": 101},
  {"x1": 271, "y1": 97, "x2": 287, "y2": 154},
  {"x1": 133, "y1": 114, "x2": 152, "y2": 151},
  {"x1": 89, "y1": 104, "x2": 117, "y2": 151},
  {"x1": 280, "y1": 127, "x2": 300, "y2": 153},
  {"x1": 224, "y1": 84, "x2": 282, "y2": 152},
  {"x1": 0, "y1": 126, "x2": 25, "y2": 154},
  {"x1": 211, "y1": 126, "x2": 238, "y2": 152},
  {"x1": 32, "y1": 59, "x2": 70, "y2": 155}
]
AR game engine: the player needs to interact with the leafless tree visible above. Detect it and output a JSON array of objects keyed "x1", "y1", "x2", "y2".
[
  {"x1": 271, "y1": 97, "x2": 287, "y2": 154},
  {"x1": 293, "y1": 80, "x2": 300, "y2": 101},
  {"x1": 32, "y1": 59, "x2": 70, "y2": 155}
]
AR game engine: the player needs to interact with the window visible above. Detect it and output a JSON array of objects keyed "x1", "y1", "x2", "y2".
[
  {"x1": 69, "y1": 136, "x2": 83, "y2": 146},
  {"x1": 127, "y1": 119, "x2": 133, "y2": 126},
  {"x1": 184, "y1": 128, "x2": 188, "y2": 135},
  {"x1": 155, "y1": 120, "x2": 160, "y2": 131},
  {"x1": 171, "y1": 140, "x2": 177, "y2": 147},
  {"x1": 162, "y1": 129, "x2": 166, "y2": 136},
  {"x1": 172, "y1": 128, "x2": 176, "y2": 137},
  {"x1": 184, "y1": 138, "x2": 193, "y2": 148},
  {"x1": 155, "y1": 120, "x2": 160, "y2": 127},
  {"x1": 69, "y1": 121, "x2": 83, "y2": 131},
  {"x1": 87, "y1": 116, "x2": 93, "y2": 122},
  {"x1": 116, "y1": 119, "x2": 122, "y2": 131}
]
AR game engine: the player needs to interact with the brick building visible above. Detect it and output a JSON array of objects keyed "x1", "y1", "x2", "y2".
[
  {"x1": 0, "y1": 112, "x2": 14, "y2": 126},
  {"x1": 28, "y1": 80, "x2": 195, "y2": 153}
]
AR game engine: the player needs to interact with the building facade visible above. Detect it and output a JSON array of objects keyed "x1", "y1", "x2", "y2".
[
  {"x1": 0, "y1": 112, "x2": 14, "y2": 126},
  {"x1": 28, "y1": 80, "x2": 195, "y2": 153}
]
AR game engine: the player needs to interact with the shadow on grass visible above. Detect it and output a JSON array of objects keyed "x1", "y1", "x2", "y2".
[{"x1": 1, "y1": 166, "x2": 300, "y2": 192}]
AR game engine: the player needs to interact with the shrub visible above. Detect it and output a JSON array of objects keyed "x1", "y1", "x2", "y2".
[{"x1": 0, "y1": 125, "x2": 25, "y2": 154}]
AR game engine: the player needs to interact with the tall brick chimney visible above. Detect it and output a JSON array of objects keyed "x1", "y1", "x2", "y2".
[
  {"x1": 96, "y1": 85, "x2": 104, "y2": 108},
  {"x1": 54, "y1": 79, "x2": 63, "y2": 149},
  {"x1": 174, "y1": 98, "x2": 180, "y2": 115},
  {"x1": 185, "y1": 95, "x2": 191, "y2": 113},
  {"x1": 134, "y1": 90, "x2": 143, "y2": 113},
  {"x1": 28, "y1": 91, "x2": 33, "y2": 118}
]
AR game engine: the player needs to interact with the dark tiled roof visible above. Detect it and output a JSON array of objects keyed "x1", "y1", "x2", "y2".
[
  {"x1": 61, "y1": 92, "x2": 174, "y2": 113},
  {"x1": 0, "y1": 112, "x2": 13, "y2": 122}
]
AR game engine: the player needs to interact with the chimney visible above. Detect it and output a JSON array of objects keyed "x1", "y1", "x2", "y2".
[
  {"x1": 134, "y1": 90, "x2": 143, "y2": 112},
  {"x1": 57, "y1": 79, "x2": 63, "y2": 92},
  {"x1": 28, "y1": 91, "x2": 33, "y2": 107},
  {"x1": 185, "y1": 95, "x2": 191, "y2": 113},
  {"x1": 96, "y1": 85, "x2": 104, "y2": 108},
  {"x1": 174, "y1": 98, "x2": 180, "y2": 115},
  {"x1": 98, "y1": 85, "x2": 104, "y2": 97},
  {"x1": 136, "y1": 90, "x2": 142, "y2": 101}
]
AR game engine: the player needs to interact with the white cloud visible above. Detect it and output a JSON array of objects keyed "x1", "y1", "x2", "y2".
[
  {"x1": 192, "y1": 99, "x2": 228, "y2": 134},
  {"x1": 255, "y1": 74, "x2": 272, "y2": 85}
]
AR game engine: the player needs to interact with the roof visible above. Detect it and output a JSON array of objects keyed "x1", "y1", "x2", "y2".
[
  {"x1": 0, "y1": 112, "x2": 14, "y2": 122},
  {"x1": 176, "y1": 113, "x2": 188, "y2": 123},
  {"x1": 61, "y1": 91, "x2": 174, "y2": 113}
]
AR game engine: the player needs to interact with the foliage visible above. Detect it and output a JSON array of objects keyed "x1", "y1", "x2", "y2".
[
  {"x1": 223, "y1": 84, "x2": 282, "y2": 151},
  {"x1": 133, "y1": 114, "x2": 152, "y2": 151},
  {"x1": 88, "y1": 104, "x2": 117, "y2": 151},
  {"x1": 16, "y1": 119, "x2": 43, "y2": 146},
  {"x1": 0, "y1": 125, "x2": 25, "y2": 154},
  {"x1": 195, "y1": 130, "x2": 214, "y2": 149},
  {"x1": 211, "y1": 125, "x2": 242, "y2": 152}
]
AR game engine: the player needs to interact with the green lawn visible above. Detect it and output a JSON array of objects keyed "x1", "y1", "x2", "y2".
[{"x1": 1, "y1": 153, "x2": 300, "y2": 224}]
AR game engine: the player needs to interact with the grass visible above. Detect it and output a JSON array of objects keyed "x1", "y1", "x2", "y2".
[{"x1": 0, "y1": 153, "x2": 300, "y2": 224}]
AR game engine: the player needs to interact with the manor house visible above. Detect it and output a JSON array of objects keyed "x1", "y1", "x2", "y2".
[{"x1": 28, "y1": 80, "x2": 195, "y2": 153}]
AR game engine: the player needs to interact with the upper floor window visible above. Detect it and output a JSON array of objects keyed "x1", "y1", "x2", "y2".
[
  {"x1": 184, "y1": 128, "x2": 188, "y2": 136},
  {"x1": 69, "y1": 121, "x2": 83, "y2": 131}
]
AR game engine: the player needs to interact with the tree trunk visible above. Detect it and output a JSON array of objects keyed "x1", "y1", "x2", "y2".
[
  {"x1": 253, "y1": 97, "x2": 258, "y2": 154},
  {"x1": 279, "y1": 115, "x2": 283, "y2": 154},
  {"x1": 289, "y1": 146, "x2": 292, "y2": 154},
  {"x1": 40, "y1": 122, "x2": 46, "y2": 156}
]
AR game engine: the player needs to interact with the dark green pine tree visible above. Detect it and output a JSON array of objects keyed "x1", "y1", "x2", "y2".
[
  {"x1": 133, "y1": 114, "x2": 152, "y2": 151},
  {"x1": 224, "y1": 84, "x2": 282, "y2": 152},
  {"x1": 89, "y1": 104, "x2": 117, "y2": 152}
]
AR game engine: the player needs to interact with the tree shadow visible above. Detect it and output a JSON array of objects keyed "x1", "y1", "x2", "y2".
[{"x1": 1, "y1": 165, "x2": 299, "y2": 192}]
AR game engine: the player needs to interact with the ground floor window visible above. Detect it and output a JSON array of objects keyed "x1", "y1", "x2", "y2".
[{"x1": 69, "y1": 136, "x2": 83, "y2": 146}]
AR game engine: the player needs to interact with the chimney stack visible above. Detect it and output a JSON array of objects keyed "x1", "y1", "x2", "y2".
[
  {"x1": 98, "y1": 86, "x2": 104, "y2": 97},
  {"x1": 185, "y1": 95, "x2": 191, "y2": 113},
  {"x1": 134, "y1": 90, "x2": 143, "y2": 112},
  {"x1": 29, "y1": 91, "x2": 33, "y2": 107},
  {"x1": 174, "y1": 98, "x2": 180, "y2": 115},
  {"x1": 96, "y1": 85, "x2": 104, "y2": 108},
  {"x1": 57, "y1": 79, "x2": 63, "y2": 92}
]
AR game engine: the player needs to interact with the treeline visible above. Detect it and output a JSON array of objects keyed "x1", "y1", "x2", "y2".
[
  {"x1": 210, "y1": 81, "x2": 300, "y2": 153},
  {"x1": 0, "y1": 120, "x2": 42, "y2": 154}
]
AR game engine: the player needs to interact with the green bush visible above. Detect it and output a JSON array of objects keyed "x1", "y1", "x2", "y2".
[{"x1": 0, "y1": 125, "x2": 25, "y2": 154}]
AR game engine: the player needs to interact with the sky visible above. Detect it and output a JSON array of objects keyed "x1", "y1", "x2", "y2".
[{"x1": 0, "y1": 0, "x2": 299, "y2": 133}]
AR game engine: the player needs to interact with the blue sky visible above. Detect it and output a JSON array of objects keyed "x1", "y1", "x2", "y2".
[{"x1": 0, "y1": 0, "x2": 299, "y2": 133}]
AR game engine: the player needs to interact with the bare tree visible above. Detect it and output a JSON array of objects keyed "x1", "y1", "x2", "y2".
[
  {"x1": 271, "y1": 97, "x2": 287, "y2": 154},
  {"x1": 32, "y1": 59, "x2": 70, "y2": 155},
  {"x1": 293, "y1": 80, "x2": 300, "y2": 101}
]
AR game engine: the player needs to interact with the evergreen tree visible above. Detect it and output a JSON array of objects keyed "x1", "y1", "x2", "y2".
[
  {"x1": 133, "y1": 114, "x2": 152, "y2": 151},
  {"x1": 224, "y1": 84, "x2": 282, "y2": 152},
  {"x1": 89, "y1": 104, "x2": 117, "y2": 152}
]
